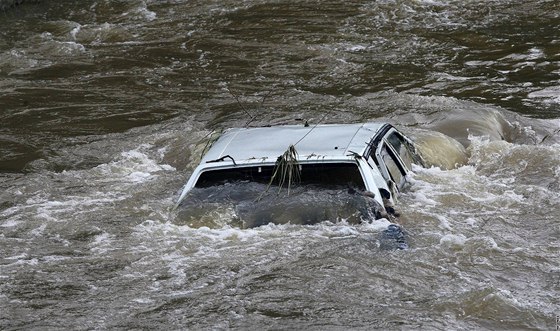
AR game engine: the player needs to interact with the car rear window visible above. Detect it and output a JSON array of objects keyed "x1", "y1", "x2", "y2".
[{"x1": 195, "y1": 162, "x2": 366, "y2": 190}]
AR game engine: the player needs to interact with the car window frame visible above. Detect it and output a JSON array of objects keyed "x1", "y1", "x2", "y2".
[
  {"x1": 371, "y1": 129, "x2": 410, "y2": 192},
  {"x1": 385, "y1": 130, "x2": 415, "y2": 172}
]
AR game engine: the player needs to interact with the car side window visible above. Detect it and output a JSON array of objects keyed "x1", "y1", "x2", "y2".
[
  {"x1": 386, "y1": 131, "x2": 414, "y2": 171},
  {"x1": 380, "y1": 143, "x2": 405, "y2": 187}
]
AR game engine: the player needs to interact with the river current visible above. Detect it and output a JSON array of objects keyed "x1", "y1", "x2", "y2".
[{"x1": 1, "y1": 0, "x2": 559, "y2": 330}]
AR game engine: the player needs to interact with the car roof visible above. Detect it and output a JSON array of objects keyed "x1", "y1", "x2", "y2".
[{"x1": 201, "y1": 122, "x2": 389, "y2": 163}]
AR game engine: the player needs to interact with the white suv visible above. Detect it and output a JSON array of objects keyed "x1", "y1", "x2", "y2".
[{"x1": 176, "y1": 122, "x2": 422, "y2": 228}]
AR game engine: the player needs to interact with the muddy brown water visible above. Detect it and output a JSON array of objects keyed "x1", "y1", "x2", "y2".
[{"x1": 1, "y1": 1, "x2": 559, "y2": 329}]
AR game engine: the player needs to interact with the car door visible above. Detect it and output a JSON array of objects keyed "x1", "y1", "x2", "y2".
[
  {"x1": 374, "y1": 129, "x2": 412, "y2": 193},
  {"x1": 379, "y1": 142, "x2": 406, "y2": 189}
]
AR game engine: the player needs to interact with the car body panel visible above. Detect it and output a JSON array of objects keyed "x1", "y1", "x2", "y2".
[{"x1": 201, "y1": 123, "x2": 386, "y2": 163}]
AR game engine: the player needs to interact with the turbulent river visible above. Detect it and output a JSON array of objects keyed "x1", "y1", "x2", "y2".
[{"x1": 1, "y1": 0, "x2": 559, "y2": 329}]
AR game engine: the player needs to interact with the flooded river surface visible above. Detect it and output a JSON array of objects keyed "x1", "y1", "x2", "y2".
[{"x1": 1, "y1": 0, "x2": 559, "y2": 329}]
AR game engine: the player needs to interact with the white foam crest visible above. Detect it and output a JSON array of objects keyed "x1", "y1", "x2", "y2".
[
  {"x1": 402, "y1": 152, "x2": 550, "y2": 238},
  {"x1": 468, "y1": 135, "x2": 560, "y2": 190},
  {"x1": 156, "y1": 250, "x2": 190, "y2": 282},
  {"x1": 29, "y1": 223, "x2": 47, "y2": 237},
  {"x1": 302, "y1": 221, "x2": 362, "y2": 239},
  {"x1": 360, "y1": 218, "x2": 394, "y2": 232},
  {"x1": 4, "y1": 253, "x2": 28, "y2": 261},
  {"x1": 134, "y1": 218, "x2": 395, "y2": 248},
  {"x1": 432, "y1": 72, "x2": 473, "y2": 82},
  {"x1": 492, "y1": 288, "x2": 529, "y2": 309},
  {"x1": 89, "y1": 232, "x2": 116, "y2": 253},
  {"x1": 436, "y1": 215, "x2": 452, "y2": 230},
  {"x1": 130, "y1": 219, "x2": 405, "y2": 289},
  {"x1": 468, "y1": 136, "x2": 511, "y2": 166},
  {"x1": 93, "y1": 144, "x2": 175, "y2": 184},
  {"x1": 37, "y1": 32, "x2": 87, "y2": 57},
  {"x1": 346, "y1": 45, "x2": 367, "y2": 52},
  {"x1": 41, "y1": 255, "x2": 71, "y2": 263},
  {"x1": 356, "y1": 0, "x2": 472, "y2": 32},
  {"x1": 406, "y1": 171, "x2": 440, "y2": 207},
  {"x1": 0, "y1": 49, "x2": 41, "y2": 74},
  {"x1": 2, "y1": 142, "x2": 180, "y2": 228},
  {"x1": 136, "y1": 220, "x2": 297, "y2": 244},
  {"x1": 465, "y1": 60, "x2": 496, "y2": 67},
  {"x1": 1, "y1": 29, "x2": 90, "y2": 74},
  {"x1": 69, "y1": 24, "x2": 82, "y2": 40},
  {"x1": 527, "y1": 86, "x2": 560, "y2": 104},
  {"x1": 132, "y1": 298, "x2": 154, "y2": 304},
  {"x1": 500, "y1": 47, "x2": 546, "y2": 61},
  {"x1": 39, "y1": 194, "x2": 126, "y2": 219},
  {"x1": 75, "y1": 22, "x2": 132, "y2": 45},
  {"x1": 434, "y1": 232, "x2": 504, "y2": 256},
  {"x1": 56, "y1": 41, "x2": 86, "y2": 55},
  {"x1": 122, "y1": 1, "x2": 157, "y2": 21},
  {"x1": 439, "y1": 233, "x2": 467, "y2": 248},
  {"x1": 1, "y1": 190, "x2": 128, "y2": 226},
  {"x1": 0, "y1": 218, "x2": 20, "y2": 228},
  {"x1": 406, "y1": 164, "x2": 481, "y2": 206},
  {"x1": 6, "y1": 258, "x2": 39, "y2": 267},
  {"x1": 475, "y1": 236, "x2": 500, "y2": 250}
]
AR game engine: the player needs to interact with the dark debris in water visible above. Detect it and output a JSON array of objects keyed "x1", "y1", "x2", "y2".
[{"x1": 379, "y1": 224, "x2": 408, "y2": 250}]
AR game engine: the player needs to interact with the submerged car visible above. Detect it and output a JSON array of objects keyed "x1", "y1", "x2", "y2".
[{"x1": 176, "y1": 122, "x2": 422, "y2": 228}]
